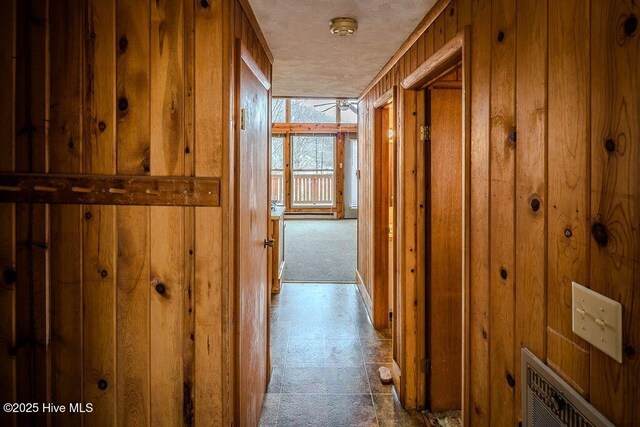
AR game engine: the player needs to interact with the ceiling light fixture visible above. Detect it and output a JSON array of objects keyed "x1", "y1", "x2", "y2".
[{"x1": 330, "y1": 17, "x2": 358, "y2": 36}]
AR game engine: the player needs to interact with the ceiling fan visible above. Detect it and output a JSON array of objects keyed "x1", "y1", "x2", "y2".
[{"x1": 313, "y1": 100, "x2": 358, "y2": 114}]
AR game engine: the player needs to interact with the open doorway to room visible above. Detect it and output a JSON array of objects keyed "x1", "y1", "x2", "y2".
[
  {"x1": 423, "y1": 66, "x2": 463, "y2": 417},
  {"x1": 268, "y1": 97, "x2": 359, "y2": 288}
]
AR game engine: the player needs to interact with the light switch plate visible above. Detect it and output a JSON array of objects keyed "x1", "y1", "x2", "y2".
[{"x1": 572, "y1": 282, "x2": 623, "y2": 363}]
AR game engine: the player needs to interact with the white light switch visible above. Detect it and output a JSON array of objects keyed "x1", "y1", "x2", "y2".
[{"x1": 572, "y1": 282, "x2": 623, "y2": 363}]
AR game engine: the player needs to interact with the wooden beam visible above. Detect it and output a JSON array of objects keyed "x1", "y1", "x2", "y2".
[
  {"x1": 0, "y1": 174, "x2": 220, "y2": 206},
  {"x1": 401, "y1": 31, "x2": 464, "y2": 90},
  {"x1": 272, "y1": 123, "x2": 357, "y2": 134},
  {"x1": 358, "y1": 0, "x2": 451, "y2": 100}
]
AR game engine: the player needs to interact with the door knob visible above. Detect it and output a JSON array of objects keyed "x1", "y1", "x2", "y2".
[{"x1": 264, "y1": 238, "x2": 275, "y2": 248}]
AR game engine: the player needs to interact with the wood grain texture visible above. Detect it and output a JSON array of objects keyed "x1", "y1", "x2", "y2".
[
  {"x1": 427, "y1": 87, "x2": 462, "y2": 412},
  {"x1": 150, "y1": 0, "x2": 185, "y2": 424},
  {"x1": 514, "y1": 0, "x2": 547, "y2": 421},
  {"x1": 488, "y1": 0, "x2": 516, "y2": 423},
  {"x1": 0, "y1": 0, "x2": 16, "y2": 424},
  {"x1": 547, "y1": 0, "x2": 591, "y2": 397},
  {"x1": 589, "y1": 1, "x2": 640, "y2": 425},
  {"x1": 116, "y1": 0, "x2": 151, "y2": 424}
]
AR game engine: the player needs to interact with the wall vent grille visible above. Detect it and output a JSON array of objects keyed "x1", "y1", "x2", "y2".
[{"x1": 522, "y1": 348, "x2": 614, "y2": 427}]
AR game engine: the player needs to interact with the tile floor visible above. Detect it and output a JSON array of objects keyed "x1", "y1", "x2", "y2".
[{"x1": 259, "y1": 283, "x2": 427, "y2": 426}]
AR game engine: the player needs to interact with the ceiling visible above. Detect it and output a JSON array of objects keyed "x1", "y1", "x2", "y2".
[{"x1": 248, "y1": 0, "x2": 438, "y2": 98}]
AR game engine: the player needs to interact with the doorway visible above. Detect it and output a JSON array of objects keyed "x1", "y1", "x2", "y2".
[{"x1": 424, "y1": 68, "x2": 463, "y2": 414}]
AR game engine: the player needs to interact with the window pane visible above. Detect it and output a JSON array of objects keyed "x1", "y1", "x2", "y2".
[
  {"x1": 292, "y1": 135, "x2": 334, "y2": 170},
  {"x1": 272, "y1": 98, "x2": 286, "y2": 123},
  {"x1": 271, "y1": 136, "x2": 285, "y2": 204},
  {"x1": 291, "y1": 135, "x2": 335, "y2": 206},
  {"x1": 339, "y1": 100, "x2": 358, "y2": 124},
  {"x1": 290, "y1": 99, "x2": 336, "y2": 123}
]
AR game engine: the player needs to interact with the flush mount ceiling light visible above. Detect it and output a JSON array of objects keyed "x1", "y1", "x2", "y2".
[{"x1": 330, "y1": 17, "x2": 358, "y2": 36}]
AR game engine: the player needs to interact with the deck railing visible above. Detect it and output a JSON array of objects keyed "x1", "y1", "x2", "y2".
[{"x1": 270, "y1": 170, "x2": 335, "y2": 206}]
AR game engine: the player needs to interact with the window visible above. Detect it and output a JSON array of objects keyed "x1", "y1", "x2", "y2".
[
  {"x1": 291, "y1": 135, "x2": 335, "y2": 207},
  {"x1": 291, "y1": 99, "x2": 336, "y2": 123},
  {"x1": 271, "y1": 135, "x2": 285, "y2": 204},
  {"x1": 272, "y1": 98, "x2": 286, "y2": 123},
  {"x1": 339, "y1": 100, "x2": 358, "y2": 124}
]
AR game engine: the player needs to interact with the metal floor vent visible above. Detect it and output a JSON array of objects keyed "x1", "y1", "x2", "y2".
[{"x1": 522, "y1": 348, "x2": 614, "y2": 427}]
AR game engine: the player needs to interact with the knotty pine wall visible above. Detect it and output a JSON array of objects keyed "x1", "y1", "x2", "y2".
[
  {"x1": 0, "y1": 0, "x2": 270, "y2": 425},
  {"x1": 357, "y1": 0, "x2": 639, "y2": 425}
]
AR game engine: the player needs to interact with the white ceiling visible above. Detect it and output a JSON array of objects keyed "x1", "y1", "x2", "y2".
[{"x1": 248, "y1": 0, "x2": 438, "y2": 98}]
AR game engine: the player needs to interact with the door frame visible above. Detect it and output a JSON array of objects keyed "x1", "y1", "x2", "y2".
[
  {"x1": 233, "y1": 40, "x2": 272, "y2": 426},
  {"x1": 371, "y1": 87, "x2": 397, "y2": 330},
  {"x1": 395, "y1": 27, "x2": 471, "y2": 423}
]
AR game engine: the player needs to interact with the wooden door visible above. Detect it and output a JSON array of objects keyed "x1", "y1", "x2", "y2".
[
  {"x1": 425, "y1": 87, "x2": 463, "y2": 412},
  {"x1": 237, "y1": 53, "x2": 269, "y2": 427}
]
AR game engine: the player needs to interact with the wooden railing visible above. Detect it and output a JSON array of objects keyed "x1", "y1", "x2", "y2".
[
  {"x1": 271, "y1": 170, "x2": 335, "y2": 206},
  {"x1": 292, "y1": 171, "x2": 334, "y2": 206}
]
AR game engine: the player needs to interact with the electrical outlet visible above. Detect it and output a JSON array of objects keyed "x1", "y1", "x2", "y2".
[{"x1": 572, "y1": 282, "x2": 623, "y2": 363}]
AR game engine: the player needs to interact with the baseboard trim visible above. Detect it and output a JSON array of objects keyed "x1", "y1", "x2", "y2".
[{"x1": 356, "y1": 270, "x2": 374, "y2": 322}]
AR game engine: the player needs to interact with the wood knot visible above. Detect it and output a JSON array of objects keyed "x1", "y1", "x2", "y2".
[
  {"x1": 98, "y1": 379, "x2": 108, "y2": 390},
  {"x1": 98, "y1": 121, "x2": 107, "y2": 132},
  {"x1": 118, "y1": 36, "x2": 128, "y2": 52},
  {"x1": 155, "y1": 283, "x2": 166, "y2": 295},
  {"x1": 624, "y1": 345, "x2": 635, "y2": 358},
  {"x1": 530, "y1": 197, "x2": 540, "y2": 213},
  {"x1": 591, "y1": 222, "x2": 609, "y2": 247},
  {"x1": 481, "y1": 329, "x2": 488, "y2": 339},
  {"x1": 564, "y1": 228, "x2": 572, "y2": 238},
  {"x1": 200, "y1": 0, "x2": 209, "y2": 8},
  {"x1": 100, "y1": 269, "x2": 108, "y2": 278},
  {"x1": 508, "y1": 128, "x2": 516, "y2": 144},
  {"x1": 506, "y1": 372, "x2": 516, "y2": 388},
  {"x1": 605, "y1": 138, "x2": 616, "y2": 153},
  {"x1": 623, "y1": 14, "x2": 638, "y2": 36},
  {"x1": 85, "y1": 211, "x2": 92, "y2": 220},
  {"x1": 497, "y1": 31, "x2": 505, "y2": 42},
  {"x1": 3, "y1": 268, "x2": 17, "y2": 285},
  {"x1": 117, "y1": 97, "x2": 129, "y2": 112},
  {"x1": 500, "y1": 267, "x2": 507, "y2": 280}
]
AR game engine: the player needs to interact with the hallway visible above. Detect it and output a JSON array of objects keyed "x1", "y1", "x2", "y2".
[{"x1": 259, "y1": 283, "x2": 425, "y2": 426}]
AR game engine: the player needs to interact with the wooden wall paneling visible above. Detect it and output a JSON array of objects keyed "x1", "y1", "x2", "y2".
[
  {"x1": 14, "y1": 1, "x2": 51, "y2": 424},
  {"x1": 194, "y1": 0, "x2": 224, "y2": 421},
  {"x1": 116, "y1": 0, "x2": 151, "y2": 424},
  {"x1": 150, "y1": 0, "x2": 184, "y2": 424},
  {"x1": 468, "y1": 0, "x2": 491, "y2": 423},
  {"x1": 434, "y1": 12, "x2": 446, "y2": 51},
  {"x1": 399, "y1": 88, "x2": 419, "y2": 408},
  {"x1": 514, "y1": 0, "x2": 547, "y2": 421},
  {"x1": 182, "y1": 0, "x2": 196, "y2": 423},
  {"x1": 416, "y1": 32, "x2": 426, "y2": 67},
  {"x1": 547, "y1": 0, "x2": 591, "y2": 396},
  {"x1": 49, "y1": 1, "x2": 84, "y2": 424},
  {"x1": 83, "y1": 0, "x2": 117, "y2": 424},
  {"x1": 488, "y1": 0, "x2": 516, "y2": 424},
  {"x1": 0, "y1": 0, "x2": 16, "y2": 423},
  {"x1": 444, "y1": 1, "x2": 457, "y2": 42},
  {"x1": 589, "y1": 1, "x2": 639, "y2": 425}
]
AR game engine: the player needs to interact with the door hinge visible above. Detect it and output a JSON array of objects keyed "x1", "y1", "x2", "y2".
[
  {"x1": 421, "y1": 357, "x2": 430, "y2": 374},
  {"x1": 240, "y1": 108, "x2": 246, "y2": 130},
  {"x1": 420, "y1": 125, "x2": 429, "y2": 142},
  {"x1": 355, "y1": 169, "x2": 361, "y2": 179}
]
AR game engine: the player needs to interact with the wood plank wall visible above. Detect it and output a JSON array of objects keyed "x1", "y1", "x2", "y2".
[
  {"x1": 357, "y1": 0, "x2": 639, "y2": 424},
  {"x1": 0, "y1": 0, "x2": 271, "y2": 425}
]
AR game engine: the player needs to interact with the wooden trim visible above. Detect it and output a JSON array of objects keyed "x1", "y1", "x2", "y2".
[
  {"x1": 356, "y1": 269, "x2": 373, "y2": 319},
  {"x1": 240, "y1": 43, "x2": 271, "y2": 91},
  {"x1": 401, "y1": 31, "x2": 464, "y2": 90},
  {"x1": 373, "y1": 88, "x2": 394, "y2": 109},
  {"x1": 398, "y1": 27, "x2": 470, "y2": 417},
  {"x1": 358, "y1": 0, "x2": 451, "y2": 100},
  {"x1": 460, "y1": 26, "x2": 471, "y2": 427},
  {"x1": 237, "y1": 0, "x2": 273, "y2": 63},
  {"x1": 272, "y1": 123, "x2": 357, "y2": 134},
  {"x1": 0, "y1": 173, "x2": 221, "y2": 206}
]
